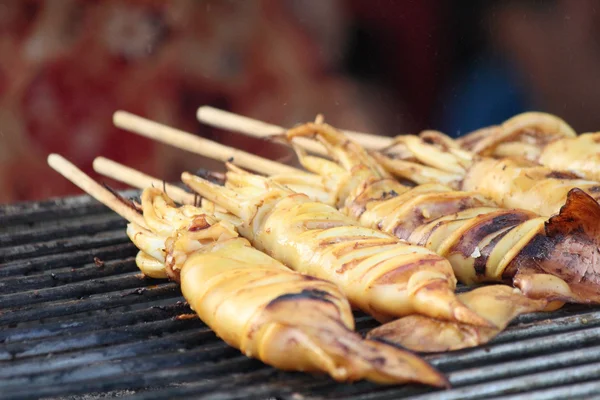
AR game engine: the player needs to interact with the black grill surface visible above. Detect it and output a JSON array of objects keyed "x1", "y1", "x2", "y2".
[{"x1": 3, "y1": 194, "x2": 600, "y2": 400}]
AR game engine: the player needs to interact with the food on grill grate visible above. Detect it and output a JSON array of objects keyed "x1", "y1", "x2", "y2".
[
  {"x1": 457, "y1": 112, "x2": 576, "y2": 161},
  {"x1": 182, "y1": 172, "x2": 491, "y2": 327},
  {"x1": 197, "y1": 106, "x2": 600, "y2": 218},
  {"x1": 374, "y1": 134, "x2": 600, "y2": 217},
  {"x1": 367, "y1": 285, "x2": 547, "y2": 352},
  {"x1": 111, "y1": 108, "x2": 600, "y2": 336},
  {"x1": 7, "y1": 106, "x2": 600, "y2": 398},
  {"x1": 48, "y1": 154, "x2": 448, "y2": 386},
  {"x1": 6, "y1": 188, "x2": 600, "y2": 398},
  {"x1": 132, "y1": 189, "x2": 447, "y2": 385},
  {"x1": 195, "y1": 106, "x2": 600, "y2": 219},
  {"x1": 457, "y1": 112, "x2": 600, "y2": 183},
  {"x1": 172, "y1": 108, "x2": 600, "y2": 351},
  {"x1": 99, "y1": 155, "x2": 553, "y2": 353},
  {"x1": 163, "y1": 112, "x2": 600, "y2": 307},
  {"x1": 282, "y1": 122, "x2": 600, "y2": 306},
  {"x1": 539, "y1": 133, "x2": 600, "y2": 182},
  {"x1": 198, "y1": 105, "x2": 600, "y2": 187}
]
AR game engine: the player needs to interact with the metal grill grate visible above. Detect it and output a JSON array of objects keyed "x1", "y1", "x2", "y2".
[{"x1": 2, "y1": 194, "x2": 600, "y2": 400}]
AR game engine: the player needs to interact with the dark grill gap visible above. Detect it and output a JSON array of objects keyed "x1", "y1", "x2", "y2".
[{"x1": 2, "y1": 194, "x2": 600, "y2": 400}]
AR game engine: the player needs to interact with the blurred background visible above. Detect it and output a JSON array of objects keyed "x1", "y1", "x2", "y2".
[{"x1": 1, "y1": 0, "x2": 599, "y2": 203}]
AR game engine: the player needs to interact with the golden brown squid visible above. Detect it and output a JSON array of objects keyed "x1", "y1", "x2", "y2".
[
  {"x1": 283, "y1": 121, "x2": 600, "y2": 306},
  {"x1": 376, "y1": 130, "x2": 600, "y2": 217},
  {"x1": 367, "y1": 285, "x2": 547, "y2": 352},
  {"x1": 276, "y1": 121, "x2": 600, "y2": 350},
  {"x1": 454, "y1": 112, "x2": 600, "y2": 183},
  {"x1": 457, "y1": 112, "x2": 576, "y2": 159},
  {"x1": 216, "y1": 132, "x2": 550, "y2": 352},
  {"x1": 181, "y1": 171, "x2": 492, "y2": 327},
  {"x1": 128, "y1": 187, "x2": 447, "y2": 386}
]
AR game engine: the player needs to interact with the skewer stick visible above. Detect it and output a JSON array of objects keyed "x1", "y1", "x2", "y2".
[
  {"x1": 47, "y1": 154, "x2": 148, "y2": 228},
  {"x1": 196, "y1": 106, "x2": 327, "y2": 155},
  {"x1": 93, "y1": 157, "x2": 196, "y2": 205},
  {"x1": 343, "y1": 128, "x2": 394, "y2": 149},
  {"x1": 113, "y1": 111, "x2": 303, "y2": 176},
  {"x1": 196, "y1": 106, "x2": 394, "y2": 152},
  {"x1": 181, "y1": 172, "x2": 244, "y2": 217}
]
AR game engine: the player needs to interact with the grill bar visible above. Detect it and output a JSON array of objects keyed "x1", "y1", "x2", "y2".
[
  {"x1": 0, "y1": 302, "x2": 190, "y2": 343},
  {"x1": 1, "y1": 229, "x2": 129, "y2": 262},
  {"x1": 0, "y1": 257, "x2": 138, "y2": 295},
  {"x1": 0, "y1": 283, "x2": 179, "y2": 325},
  {"x1": 0, "y1": 243, "x2": 137, "y2": 278},
  {"x1": 0, "y1": 331, "x2": 225, "y2": 387},
  {"x1": 0, "y1": 191, "x2": 138, "y2": 226},
  {"x1": 0, "y1": 213, "x2": 125, "y2": 247},
  {"x1": 491, "y1": 381, "x2": 600, "y2": 400},
  {"x1": 1, "y1": 315, "x2": 207, "y2": 362},
  {"x1": 1, "y1": 266, "x2": 146, "y2": 308},
  {"x1": 428, "y1": 325, "x2": 600, "y2": 371},
  {"x1": 6, "y1": 360, "x2": 274, "y2": 400},
  {"x1": 2, "y1": 194, "x2": 600, "y2": 399}
]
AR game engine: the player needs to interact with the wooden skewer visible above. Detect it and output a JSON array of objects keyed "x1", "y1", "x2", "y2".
[
  {"x1": 182, "y1": 172, "x2": 244, "y2": 217},
  {"x1": 47, "y1": 154, "x2": 148, "y2": 228},
  {"x1": 196, "y1": 106, "x2": 394, "y2": 152},
  {"x1": 93, "y1": 157, "x2": 196, "y2": 205},
  {"x1": 196, "y1": 106, "x2": 327, "y2": 155},
  {"x1": 342, "y1": 128, "x2": 394, "y2": 150},
  {"x1": 113, "y1": 111, "x2": 303, "y2": 176}
]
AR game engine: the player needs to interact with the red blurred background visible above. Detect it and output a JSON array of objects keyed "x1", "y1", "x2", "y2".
[{"x1": 1, "y1": 0, "x2": 599, "y2": 203}]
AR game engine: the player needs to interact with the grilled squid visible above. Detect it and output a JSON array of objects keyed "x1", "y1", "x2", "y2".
[
  {"x1": 376, "y1": 132, "x2": 600, "y2": 217},
  {"x1": 127, "y1": 188, "x2": 447, "y2": 386},
  {"x1": 538, "y1": 133, "x2": 600, "y2": 182},
  {"x1": 368, "y1": 285, "x2": 548, "y2": 352},
  {"x1": 283, "y1": 122, "x2": 600, "y2": 306},
  {"x1": 452, "y1": 112, "x2": 600, "y2": 184},
  {"x1": 457, "y1": 112, "x2": 576, "y2": 160},
  {"x1": 182, "y1": 172, "x2": 492, "y2": 327}
]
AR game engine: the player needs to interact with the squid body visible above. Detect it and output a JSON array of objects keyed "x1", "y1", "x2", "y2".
[{"x1": 127, "y1": 188, "x2": 447, "y2": 386}]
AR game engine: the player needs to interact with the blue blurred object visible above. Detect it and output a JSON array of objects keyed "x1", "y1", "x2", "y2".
[{"x1": 438, "y1": 56, "x2": 529, "y2": 138}]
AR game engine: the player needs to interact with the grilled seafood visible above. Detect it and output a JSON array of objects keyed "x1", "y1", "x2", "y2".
[
  {"x1": 182, "y1": 172, "x2": 492, "y2": 327},
  {"x1": 454, "y1": 112, "x2": 600, "y2": 183},
  {"x1": 368, "y1": 285, "x2": 548, "y2": 352},
  {"x1": 457, "y1": 112, "x2": 576, "y2": 160},
  {"x1": 538, "y1": 133, "x2": 600, "y2": 182},
  {"x1": 283, "y1": 121, "x2": 600, "y2": 306},
  {"x1": 128, "y1": 187, "x2": 447, "y2": 386},
  {"x1": 377, "y1": 132, "x2": 600, "y2": 217}
]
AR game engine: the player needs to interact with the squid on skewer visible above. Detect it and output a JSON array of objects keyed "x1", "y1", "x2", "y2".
[
  {"x1": 49, "y1": 154, "x2": 447, "y2": 384},
  {"x1": 457, "y1": 112, "x2": 576, "y2": 161},
  {"x1": 283, "y1": 121, "x2": 600, "y2": 306},
  {"x1": 128, "y1": 188, "x2": 447, "y2": 385},
  {"x1": 367, "y1": 285, "x2": 547, "y2": 352},
  {"x1": 95, "y1": 157, "x2": 543, "y2": 354},
  {"x1": 182, "y1": 171, "x2": 492, "y2": 327},
  {"x1": 375, "y1": 131, "x2": 600, "y2": 217},
  {"x1": 274, "y1": 121, "x2": 600, "y2": 350},
  {"x1": 444, "y1": 111, "x2": 600, "y2": 184},
  {"x1": 221, "y1": 139, "x2": 549, "y2": 353},
  {"x1": 538, "y1": 133, "x2": 600, "y2": 182}
]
